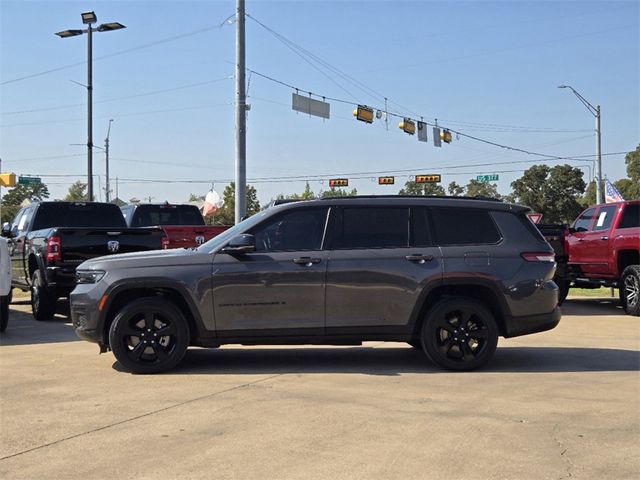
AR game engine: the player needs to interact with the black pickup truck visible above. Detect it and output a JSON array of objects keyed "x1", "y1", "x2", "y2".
[{"x1": 1, "y1": 202, "x2": 166, "y2": 320}]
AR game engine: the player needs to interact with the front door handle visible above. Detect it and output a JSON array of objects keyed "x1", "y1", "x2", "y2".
[
  {"x1": 405, "y1": 254, "x2": 434, "y2": 264},
  {"x1": 600, "y1": 236, "x2": 608, "y2": 241},
  {"x1": 292, "y1": 257, "x2": 321, "y2": 266}
]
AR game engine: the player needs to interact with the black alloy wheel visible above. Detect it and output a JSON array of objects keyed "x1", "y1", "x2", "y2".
[
  {"x1": 620, "y1": 265, "x2": 640, "y2": 316},
  {"x1": 421, "y1": 297, "x2": 499, "y2": 371},
  {"x1": 109, "y1": 298, "x2": 190, "y2": 374}
]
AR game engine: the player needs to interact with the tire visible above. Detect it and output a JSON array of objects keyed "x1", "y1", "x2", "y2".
[
  {"x1": 556, "y1": 277, "x2": 570, "y2": 305},
  {"x1": 0, "y1": 295, "x2": 8, "y2": 333},
  {"x1": 109, "y1": 298, "x2": 190, "y2": 374},
  {"x1": 31, "y1": 270, "x2": 57, "y2": 321},
  {"x1": 420, "y1": 297, "x2": 499, "y2": 371},
  {"x1": 619, "y1": 265, "x2": 640, "y2": 316},
  {"x1": 407, "y1": 340, "x2": 422, "y2": 349}
]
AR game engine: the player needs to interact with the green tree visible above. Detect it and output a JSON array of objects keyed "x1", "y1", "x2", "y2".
[
  {"x1": 465, "y1": 179, "x2": 501, "y2": 199},
  {"x1": 275, "y1": 182, "x2": 317, "y2": 201},
  {"x1": 448, "y1": 181, "x2": 464, "y2": 196},
  {"x1": 579, "y1": 180, "x2": 600, "y2": 207},
  {"x1": 64, "y1": 181, "x2": 87, "y2": 201},
  {"x1": 510, "y1": 164, "x2": 586, "y2": 223},
  {"x1": 319, "y1": 187, "x2": 357, "y2": 198},
  {"x1": 399, "y1": 181, "x2": 445, "y2": 196},
  {"x1": 614, "y1": 178, "x2": 639, "y2": 201},
  {"x1": 212, "y1": 182, "x2": 260, "y2": 225},
  {"x1": 614, "y1": 145, "x2": 640, "y2": 200},
  {"x1": 1, "y1": 182, "x2": 50, "y2": 224}
]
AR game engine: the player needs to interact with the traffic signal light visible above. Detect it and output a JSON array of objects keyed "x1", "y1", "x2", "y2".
[
  {"x1": 415, "y1": 174, "x2": 441, "y2": 184},
  {"x1": 0, "y1": 173, "x2": 17, "y2": 187},
  {"x1": 378, "y1": 176, "x2": 395, "y2": 185},
  {"x1": 329, "y1": 178, "x2": 349, "y2": 187},
  {"x1": 399, "y1": 118, "x2": 416, "y2": 135},
  {"x1": 353, "y1": 105, "x2": 374, "y2": 123},
  {"x1": 440, "y1": 129, "x2": 452, "y2": 143}
]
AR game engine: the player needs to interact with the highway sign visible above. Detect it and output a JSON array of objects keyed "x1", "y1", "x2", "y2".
[
  {"x1": 18, "y1": 176, "x2": 42, "y2": 186},
  {"x1": 476, "y1": 174, "x2": 499, "y2": 182}
]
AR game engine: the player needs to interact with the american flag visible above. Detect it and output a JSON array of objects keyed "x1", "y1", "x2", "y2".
[{"x1": 605, "y1": 177, "x2": 624, "y2": 203}]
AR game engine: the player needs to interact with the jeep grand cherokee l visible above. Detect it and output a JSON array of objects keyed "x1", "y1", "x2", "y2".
[{"x1": 70, "y1": 196, "x2": 561, "y2": 373}]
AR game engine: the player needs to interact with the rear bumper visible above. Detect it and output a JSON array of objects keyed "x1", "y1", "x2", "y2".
[{"x1": 503, "y1": 306, "x2": 561, "y2": 338}]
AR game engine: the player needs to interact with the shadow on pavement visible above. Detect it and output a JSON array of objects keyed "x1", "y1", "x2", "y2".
[
  {"x1": 111, "y1": 345, "x2": 639, "y2": 375},
  {"x1": 562, "y1": 297, "x2": 623, "y2": 316},
  {"x1": 0, "y1": 306, "x2": 78, "y2": 346}
]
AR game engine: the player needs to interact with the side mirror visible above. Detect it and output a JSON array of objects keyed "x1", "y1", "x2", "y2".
[
  {"x1": 221, "y1": 234, "x2": 255, "y2": 254},
  {"x1": 1, "y1": 222, "x2": 12, "y2": 238}
]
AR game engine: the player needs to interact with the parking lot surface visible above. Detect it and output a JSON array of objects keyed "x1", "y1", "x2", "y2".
[{"x1": 1, "y1": 296, "x2": 639, "y2": 480}]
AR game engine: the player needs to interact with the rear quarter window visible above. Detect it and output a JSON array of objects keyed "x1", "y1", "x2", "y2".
[
  {"x1": 618, "y1": 204, "x2": 639, "y2": 229},
  {"x1": 431, "y1": 208, "x2": 501, "y2": 246}
]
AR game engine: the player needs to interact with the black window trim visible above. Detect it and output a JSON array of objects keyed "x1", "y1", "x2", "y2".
[{"x1": 409, "y1": 206, "x2": 436, "y2": 247}]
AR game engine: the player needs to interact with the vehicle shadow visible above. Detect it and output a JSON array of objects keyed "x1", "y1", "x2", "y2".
[
  {"x1": 0, "y1": 305, "x2": 78, "y2": 346},
  {"x1": 562, "y1": 297, "x2": 623, "y2": 316},
  {"x1": 115, "y1": 344, "x2": 639, "y2": 376}
]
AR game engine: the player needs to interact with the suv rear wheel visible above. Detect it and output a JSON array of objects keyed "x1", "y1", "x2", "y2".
[
  {"x1": 109, "y1": 298, "x2": 190, "y2": 374},
  {"x1": 420, "y1": 297, "x2": 499, "y2": 371}
]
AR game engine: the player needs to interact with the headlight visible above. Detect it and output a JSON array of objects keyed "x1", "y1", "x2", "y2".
[{"x1": 76, "y1": 270, "x2": 106, "y2": 284}]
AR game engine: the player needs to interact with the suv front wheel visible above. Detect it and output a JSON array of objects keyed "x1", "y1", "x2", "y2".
[
  {"x1": 109, "y1": 298, "x2": 190, "y2": 374},
  {"x1": 420, "y1": 297, "x2": 499, "y2": 371}
]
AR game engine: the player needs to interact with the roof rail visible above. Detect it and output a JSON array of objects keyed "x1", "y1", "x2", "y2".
[{"x1": 319, "y1": 195, "x2": 503, "y2": 202}]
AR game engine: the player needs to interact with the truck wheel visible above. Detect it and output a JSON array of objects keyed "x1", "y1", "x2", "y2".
[
  {"x1": 31, "y1": 271, "x2": 57, "y2": 321},
  {"x1": 420, "y1": 297, "x2": 499, "y2": 371},
  {"x1": 109, "y1": 298, "x2": 190, "y2": 374},
  {"x1": 556, "y1": 277, "x2": 570, "y2": 305},
  {"x1": 620, "y1": 265, "x2": 640, "y2": 316},
  {"x1": 0, "y1": 295, "x2": 8, "y2": 333}
]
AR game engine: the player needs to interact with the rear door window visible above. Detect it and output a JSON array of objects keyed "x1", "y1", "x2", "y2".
[
  {"x1": 618, "y1": 204, "x2": 639, "y2": 229},
  {"x1": 411, "y1": 207, "x2": 434, "y2": 247},
  {"x1": 336, "y1": 207, "x2": 409, "y2": 249},
  {"x1": 431, "y1": 208, "x2": 501, "y2": 246}
]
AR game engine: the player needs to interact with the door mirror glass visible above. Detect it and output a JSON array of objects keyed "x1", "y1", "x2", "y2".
[
  {"x1": 1, "y1": 222, "x2": 12, "y2": 238},
  {"x1": 221, "y1": 234, "x2": 255, "y2": 254}
]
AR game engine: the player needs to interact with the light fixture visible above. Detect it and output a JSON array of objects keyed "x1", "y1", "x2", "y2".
[
  {"x1": 81, "y1": 11, "x2": 97, "y2": 24},
  {"x1": 55, "y1": 29, "x2": 83, "y2": 38},
  {"x1": 97, "y1": 22, "x2": 126, "y2": 32}
]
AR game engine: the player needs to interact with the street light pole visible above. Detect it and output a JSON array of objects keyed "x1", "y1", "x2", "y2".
[
  {"x1": 105, "y1": 119, "x2": 113, "y2": 202},
  {"x1": 558, "y1": 85, "x2": 603, "y2": 204},
  {"x1": 56, "y1": 12, "x2": 125, "y2": 203}
]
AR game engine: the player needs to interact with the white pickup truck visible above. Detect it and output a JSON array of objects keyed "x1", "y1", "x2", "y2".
[{"x1": 1, "y1": 236, "x2": 10, "y2": 332}]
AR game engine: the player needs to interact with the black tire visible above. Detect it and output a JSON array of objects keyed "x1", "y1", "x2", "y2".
[
  {"x1": 109, "y1": 298, "x2": 190, "y2": 374},
  {"x1": 556, "y1": 276, "x2": 570, "y2": 305},
  {"x1": 31, "y1": 270, "x2": 57, "y2": 321},
  {"x1": 420, "y1": 297, "x2": 499, "y2": 371},
  {"x1": 0, "y1": 295, "x2": 8, "y2": 333},
  {"x1": 619, "y1": 265, "x2": 640, "y2": 316}
]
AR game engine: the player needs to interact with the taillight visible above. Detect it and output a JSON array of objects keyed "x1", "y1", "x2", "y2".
[
  {"x1": 161, "y1": 236, "x2": 170, "y2": 250},
  {"x1": 46, "y1": 236, "x2": 62, "y2": 263},
  {"x1": 521, "y1": 252, "x2": 555, "y2": 262}
]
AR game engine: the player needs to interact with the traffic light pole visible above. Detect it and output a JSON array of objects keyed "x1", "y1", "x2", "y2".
[{"x1": 234, "y1": 0, "x2": 247, "y2": 224}]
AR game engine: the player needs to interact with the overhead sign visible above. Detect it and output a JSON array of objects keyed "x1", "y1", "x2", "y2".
[
  {"x1": 292, "y1": 93, "x2": 330, "y2": 119},
  {"x1": 417, "y1": 121, "x2": 428, "y2": 142},
  {"x1": 18, "y1": 176, "x2": 42, "y2": 186},
  {"x1": 415, "y1": 174, "x2": 441, "y2": 184},
  {"x1": 477, "y1": 174, "x2": 499, "y2": 182},
  {"x1": 527, "y1": 213, "x2": 543, "y2": 224},
  {"x1": 329, "y1": 178, "x2": 348, "y2": 187},
  {"x1": 378, "y1": 176, "x2": 395, "y2": 185}
]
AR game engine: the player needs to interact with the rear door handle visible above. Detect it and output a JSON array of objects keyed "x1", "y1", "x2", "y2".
[
  {"x1": 405, "y1": 254, "x2": 434, "y2": 264},
  {"x1": 292, "y1": 257, "x2": 321, "y2": 266}
]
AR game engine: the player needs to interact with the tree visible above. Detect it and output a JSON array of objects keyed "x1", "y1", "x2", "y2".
[
  {"x1": 275, "y1": 182, "x2": 318, "y2": 202},
  {"x1": 510, "y1": 164, "x2": 585, "y2": 223},
  {"x1": 465, "y1": 179, "x2": 501, "y2": 199},
  {"x1": 399, "y1": 181, "x2": 445, "y2": 196},
  {"x1": 1, "y1": 182, "x2": 50, "y2": 224},
  {"x1": 211, "y1": 182, "x2": 260, "y2": 225},
  {"x1": 319, "y1": 187, "x2": 357, "y2": 198},
  {"x1": 615, "y1": 178, "x2": 639, "y2": 201},
  {"x1": 616, "y1": 145, "x2": 640, "y2": 200},
  {"x1": 448, "y1": 181, "x2": 464, "y2": 196},
  {"x1": 64, "y1": 181, "x2": 87, "y2": 201}
]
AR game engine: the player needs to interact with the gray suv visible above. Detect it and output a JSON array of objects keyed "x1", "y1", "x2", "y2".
[{"x1": 70, "y1": 196, "x2": 560, "y2": 373}]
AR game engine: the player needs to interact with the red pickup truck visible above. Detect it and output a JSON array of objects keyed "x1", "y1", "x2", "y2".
[
  {"x1": 541, "y1": 201, "x2": 639, "y2": 315},
  {"x1": 121, "y1": 203, "x2": 230, "y2": 249}
]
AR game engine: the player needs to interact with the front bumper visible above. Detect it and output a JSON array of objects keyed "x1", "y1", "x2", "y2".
[{"x1": 70, "y1": 283, "x2": 108, "y2": 345}]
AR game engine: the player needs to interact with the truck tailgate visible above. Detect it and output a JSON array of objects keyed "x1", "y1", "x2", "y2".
[{"x1": 161, "y1": 225, "x2": 229, "y2": 248}]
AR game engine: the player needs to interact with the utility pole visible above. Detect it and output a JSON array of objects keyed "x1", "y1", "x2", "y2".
[
  {"x1": 87, "y1": 23, "x2": 93, "y2": 201},
  {"x1": 235, "y1": 0, "x2": 247, "y2": 224},
  {"x1": 105, "y1": 119, "x2": 113, "y2": 202}
]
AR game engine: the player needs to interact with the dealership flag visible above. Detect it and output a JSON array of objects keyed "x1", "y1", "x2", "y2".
[{"x1": 604, "y1": 177, "x2": 624, "y2": 203}]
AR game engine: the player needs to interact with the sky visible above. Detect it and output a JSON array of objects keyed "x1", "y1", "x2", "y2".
[{"x1": 1, "y1": 0, "x2": 638, "y2": 206}]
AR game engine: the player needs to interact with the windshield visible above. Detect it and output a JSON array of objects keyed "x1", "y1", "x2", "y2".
[{"x1": 200, "y1": 209, "x2": 271, "y2": 253}]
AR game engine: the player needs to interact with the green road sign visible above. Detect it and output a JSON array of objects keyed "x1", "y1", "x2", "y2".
[
  {"x1": 476, "y1": 174, "x2": 499, "y2": 182},
  {"x1": 18, "y1": 176, "x2": 42, "y2": 186}
]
